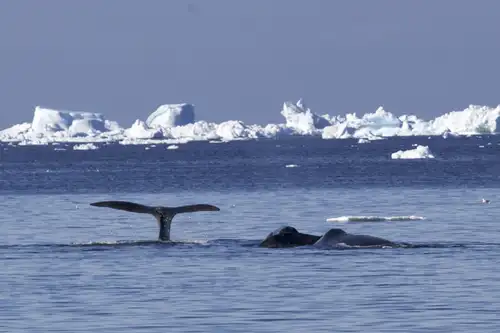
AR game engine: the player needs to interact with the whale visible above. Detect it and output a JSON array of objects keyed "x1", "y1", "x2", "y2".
[
  {"x1": 259, "y1": 226, "x2": 321, "y2": 248},
  {"x1": 90, "y1": 200, "x2": 220, "y2": 241},
  {"x1": 313, "y1": 228, "x2": 395, "y2": 248},
  {"x1": 259, "y1": 226, "x2": 395, "y2": 248}
]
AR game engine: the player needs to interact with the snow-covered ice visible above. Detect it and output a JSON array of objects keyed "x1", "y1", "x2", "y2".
[
  {"x1": 73, "y1": 143, "x2": 99, "y2": 151},
  {"x1": 391, "y1": 145, "x2": 435, "y2": 159},
  {"x1": 1, "y1": 99, "x2": 500, "y2": 146},
  {"x1": 146, "y1": 103, "x2": 195, "y2": 128},
  {"x1": 327, "y1": 215, "x2": 425, "y2": 223}
]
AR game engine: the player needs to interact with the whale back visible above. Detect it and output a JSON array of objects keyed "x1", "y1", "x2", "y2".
[
  {"x1": 314, "y1": 228, "x2": 394, "y2": 247},
  {"x1": 339, "y1": 234, "x2": 394, "y2": 247},
  {"x1": 313, "y1": 228, "x2": 348, "y2": 247},
  {"x1": 270, "y1": 226, "x2": 299, "y2": 236},
  {"x1": 259, "y1": 226, "x2": 320, "y2": 248}
]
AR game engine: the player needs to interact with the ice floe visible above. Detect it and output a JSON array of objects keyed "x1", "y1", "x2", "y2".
[
  {"x1": 73, "y1": 143, "x2": 99, "y2": 151},
  {"x1": 391, "y1": 145, "x2": 435, "y2": 159},
  {"x1": 327, "y1": 215, "x2": 425, "y2": 223}
]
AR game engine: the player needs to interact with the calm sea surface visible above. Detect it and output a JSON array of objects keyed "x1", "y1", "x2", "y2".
[{"x1": 1, "y1": 136, "x2": 500, "y2": 332}]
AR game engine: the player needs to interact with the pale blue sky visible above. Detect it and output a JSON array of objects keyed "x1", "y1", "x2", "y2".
[{"x1": 0, "y1": 0, "x2": 499, "y2": 129}]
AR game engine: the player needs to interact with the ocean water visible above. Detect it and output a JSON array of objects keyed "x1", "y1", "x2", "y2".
[{"x1": 1, "y1": 136, "x2": 500, "y2": 332}]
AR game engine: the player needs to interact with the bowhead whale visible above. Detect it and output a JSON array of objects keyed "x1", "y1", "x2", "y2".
[
  {"x1": 259, "y1": 226, "x2": 395, "y2": 248},
  {"x1": 313, "y1": 228, "x2": 395, "y2": 247},
  {"x1": 90, "y1": 200, "x2": 220, "y2": 241},
  {"x1": 259, "y1": 226, "x2": 321, "y2": 248}
]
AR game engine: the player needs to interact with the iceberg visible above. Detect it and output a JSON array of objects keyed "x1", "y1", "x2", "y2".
[
  {"x1": 322, "y1": 123, "x2": 356, "y2": 140},
  {"x1": 31, "y1": 106, "x2": 120, "y2": 136},
  {"x1": 0, "y1": 106, "x2": 121, "y2": 144},
  {"x1": 391, "y1": 145, "x2": 435, "y2": 160},
  {"x1": 124, "y1": 120, "x2": 163, "y2": 140},
  {"x1": 281, "y1": 99, "x2": 330, "y2": 135},
  {"x1": 146, "y1": 103, "x2": 195, "y2": 128},
  {"x1": 425, "y1": 105, "x2": 500, "y2": 135},
  {"x1": 2, "y1": 99, "x2": 500, "y2": 146},
  {"x1": 0, "y1": 123, "x2": 31, "y2": 140}
]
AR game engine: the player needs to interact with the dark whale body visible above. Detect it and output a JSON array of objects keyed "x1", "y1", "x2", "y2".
[
  {"x1": 314, "y1": 228, "x2": 395, "y2": 247},
  {"x1": 259, "y1": 226, "x2": 395, "y2": 248},
  {"x1": 259, "y1": 226, "x2": 321, "y2": 248}
]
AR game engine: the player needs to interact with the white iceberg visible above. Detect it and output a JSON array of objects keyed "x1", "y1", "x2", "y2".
[
  {"x1": 2, "y1": 99, "x2": 500, "y2": 146},
  {"x1": 32, "y1": 106, "x2": 120, "y2": 136},
  {"x1": 146, "y1": 103, "x2": 195, "y2": 128},
  {"x1": 391, "y1": 145, "x2": 435, "y2": 159},
  {"x1": 124, "y1": 120, "x2": 163, "y2": 140},
  {"x1": 0, "y1": 106, "x2": 121, "y2": 144},
  {"x1": 281, "y1": 99, "x2": 330, "y2": 135},
  {"x1": 322, "y1": 123, "x2": 356, "y2": 139},
  {"x1": 426, "y1": 105, "x2": 500, "y2": 135}
]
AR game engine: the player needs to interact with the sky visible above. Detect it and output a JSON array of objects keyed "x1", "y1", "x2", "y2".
[{"x1": 0, "y1": 0, "x2": 499, "y2": 129}]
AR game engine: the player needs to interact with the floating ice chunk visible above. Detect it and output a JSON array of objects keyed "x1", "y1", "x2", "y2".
[
  {"x1": 391, "y1": 145, "x2": 435, "y2": 159},
  {"x1": 262, "y1": 123, "x2": 292, "y2": 138},
  {"x1": 166, "y1": 145, "x2": 179, "y2": 150},
  {"x1": 146, "y1": 103, "x2": 195, "y2": 128},
  {"x1": 285, "y1": 164, "x2": 299, "y2": 168},
  {"x1": 343, "y1": 107, "x2": 405, "y2": 137},
  {"x1": 166, "y1": 121, "x2": 217, "y2": 141},
  {"x1": 441, "y1": 129, "x2": 460, "y2": 139},
  {"x1": 322, "y1": 123, "x2": 356, "y2": 139},
  {"x1": 118, "y1": 137, "x2": 189, "y2": 146},
  {"x1": 322, "y1": 107, "x2": 421, "y2": 140},
  {"x1": 32, "y1": 106, "x2": 120, "y2": 136},
  {"x1": 73, "y1": 143, "x2": 99, "y2": 150},
  {"x1": 353, "y1": 107, "x2": 402, "y2": 130},
  {"x1": 281, "y1": 99, "x2": 330, "y2": 135},
  {"x1": 327, "y1": 215, "x2": 425, "y2": 222},
  {"x1": 125, "y1": 120, "x2": 164, "y2": 139},
  {"x1": 0, "y1": 106, "x2": 121, "y2": 143},
  {"x1": 0, "y1": 123, "x2": 32, "y2": 140},
  {"x1": 216, "y1": 121, "x2": 255, "y2": 141},
  {"x1": 427, "y1": 105, "x2": 500, "y2": 135}
]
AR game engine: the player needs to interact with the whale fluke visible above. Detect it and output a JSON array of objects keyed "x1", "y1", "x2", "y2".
[
  {"x1": 170, "y1": 204, "x2": 221, "y2": 214},
  {"x1": 90, "y1": 200, "x2": 220, "y2": 241},
  {"x1": 90, "y1": 201, "x2": 155, "y2": 214}
]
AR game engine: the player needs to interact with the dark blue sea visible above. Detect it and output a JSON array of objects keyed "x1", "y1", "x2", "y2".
[{"x1": 1, "y1": 135, "x2": 500, "y2": 332}]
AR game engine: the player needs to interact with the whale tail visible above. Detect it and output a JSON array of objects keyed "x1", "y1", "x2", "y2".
[{"x1": 89, "y1": 201, "x2": 220, "y2": 241}]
